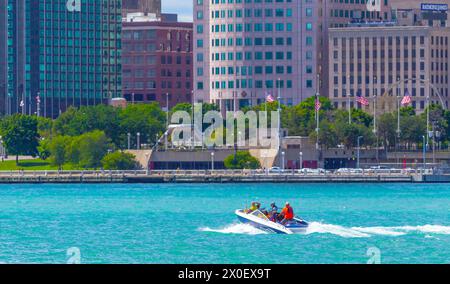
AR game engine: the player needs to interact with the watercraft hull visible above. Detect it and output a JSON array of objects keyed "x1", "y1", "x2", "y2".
[{"x1": 235, "y1": 210, "x2": 308, "y2": 235}]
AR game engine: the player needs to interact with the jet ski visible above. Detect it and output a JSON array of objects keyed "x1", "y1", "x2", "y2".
[{"x1": 235, "y1": 209, "x2": 309, "y2": 234}]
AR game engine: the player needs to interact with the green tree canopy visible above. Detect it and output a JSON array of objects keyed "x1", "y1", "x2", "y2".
[
  {"x1": 101, "y1": 151, "x2": 139, "y2": 170},
  {"x1": 224, "y1": 151, "x2": 261, "y2": 170},
  {"x1": 0, "y1": 114, "x2": 39, "y2": 165}
]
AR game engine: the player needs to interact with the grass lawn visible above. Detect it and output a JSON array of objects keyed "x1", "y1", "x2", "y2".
[{"x1": 0, "y1": 159, "x2": 81, "y2": 171}]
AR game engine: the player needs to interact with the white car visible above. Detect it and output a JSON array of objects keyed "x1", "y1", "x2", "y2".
[{"x1": 269, "y1": 167, "x2": 283, "y2": 173}]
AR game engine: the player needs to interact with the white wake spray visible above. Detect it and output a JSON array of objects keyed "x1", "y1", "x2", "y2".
[{"x1": 200, "y1": 222, "x2": 450, "y2": 238}]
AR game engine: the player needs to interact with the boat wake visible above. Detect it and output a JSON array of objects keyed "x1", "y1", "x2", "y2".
[
  {"x1": 200, "y1": 222, "x2": 450, "y2": 238},
  {"x1": 200, "y1": 223, "x2": 268, "y2": 235}
]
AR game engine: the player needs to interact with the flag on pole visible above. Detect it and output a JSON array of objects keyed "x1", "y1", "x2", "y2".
[
  {"x1": 401, "y1": 90, "x2": 412, "y2": 106},
  {"x1": 265, "y1": 92, "x2": 275, "y2": 103},
  {"x1": 20, "y1": 100, "x2": 24, "y2": 108},
  {"x1": 36, "y1": 95, "x2": 41, "y2": 104},
  {"x1": 315, "y1": 97, "x2": 322, "y2": 112},
  {"x1": 356, "y1": 95, "x2": 370, "y2": 106}
]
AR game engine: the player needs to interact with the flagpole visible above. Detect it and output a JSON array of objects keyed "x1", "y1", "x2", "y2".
[
  {"x1": 277, "y1": 78, "x2": 281, "y2": 160},
  {"x1": 37, "y1": 92, "x2": 41, "y2": 117},
  {"x1": 348, "y1": 95, "x2": 351, "y2": 125},
  {"x1": 396, "y1": 79, "x2": 401, "y2": 167},
  {"x1": 348, "y1": 75, "x2": 351, "y2": 125},
  {"x1": 316, "y1": 74, "x2": 320, "y2": 152},
  {"x1": 373, "y1": 76, "x2": 379, "y2": 164},
  {"x1": 396, "y1": 79, "x2": 401, "y2": 139}
]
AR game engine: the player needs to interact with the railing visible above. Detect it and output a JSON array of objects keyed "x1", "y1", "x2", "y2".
[{"x1": 0, "y1": 168, "x2": 437, "y2": 177}]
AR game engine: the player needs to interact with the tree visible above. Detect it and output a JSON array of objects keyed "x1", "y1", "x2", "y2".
[
  {"x1": 118, "y1": 103, "x2": 166, "y2": 149},
  {"x1": 101, "y1": 152, "x2": 139, "y2": 170},
  {"x1": 37, "y1": 138, "x2": 51, "y2": 160},
  {"x1": 37, "y1": 117, "x2": 54, "y2": 139},
  {"x1": 400, "y1": 115, "x2": 426, "y2": 145},
  {"x1": 378, "y1": 113, "x2": 397, "y2": 150},
  {"x1": 337, "y1": 122, "x2": 374, "y2": 148},
  {"x1": 224, "y1": 151, "x2": 261, "y2": 170},
  {"x1": 49, "y1": 135, "x2": 71, "y2": 170},
  {"x1": 0, "y1": 114, "x2": 39, "y2": 165},
  {"x1": 70, "y1": 131, "x2": 112, "y2": 169},
  {"x1": 53, "y1": 105, "x2": 121, "y2": 145}
]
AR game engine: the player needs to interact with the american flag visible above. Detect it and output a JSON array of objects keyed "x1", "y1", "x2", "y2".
[
  {"x1": 356, "y1": 95, "x2": 369, "y2": 106},
  {"x1": 266, "y1": 92, "x2": 275, "y2": 103},
  {"x1": 401, "y1": 90, "x2": 412, "y2": 106},
  {"x1": 315, "y1": 97, "x2": 322, "y2": 112},
  {"x1": 36, "y1": 96, "x2": 41, "y2": 104}
]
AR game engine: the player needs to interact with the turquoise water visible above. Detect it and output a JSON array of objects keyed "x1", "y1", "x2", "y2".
[{"x1": 0, "y1": 183, "x2": 449, "y2": 264}]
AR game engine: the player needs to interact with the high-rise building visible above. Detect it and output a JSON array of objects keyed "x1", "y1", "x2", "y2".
[
  {"x1": 0, "y1": 0, "x2": 122, "y2": 118},
  {"x1": 122, "y1": 0, "x2": 161, "y2": 17},
  {"x1": 319, "y1": 0, "x2": 394, "y2": 97},
  {"x1": 122, "y1": 14, "x2": 193, "y2": 108},
  {"x1": 329, "y1": 25, "x2": 450, "y2": 113},
  {"x1": 193, "y1": 0, "x2": 321, "y2": 110}
]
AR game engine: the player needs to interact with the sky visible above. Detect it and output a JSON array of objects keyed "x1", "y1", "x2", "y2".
[{"x1": 162, "y1": 0, "x2": 193, "y2": 22}]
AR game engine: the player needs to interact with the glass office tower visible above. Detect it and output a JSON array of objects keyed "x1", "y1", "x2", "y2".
[{"x1": 0, "y1": 0, "x2": 122, "y2": 118}]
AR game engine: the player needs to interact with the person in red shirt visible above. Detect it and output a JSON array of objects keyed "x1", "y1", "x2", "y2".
[{"x1": 280, "y1": 202, "x2": 294, "y2": 225}]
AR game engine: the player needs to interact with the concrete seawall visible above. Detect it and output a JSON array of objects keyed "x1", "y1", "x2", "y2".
[{"x1": 0, "y1": 171, "x2": 448, "y2": 183}]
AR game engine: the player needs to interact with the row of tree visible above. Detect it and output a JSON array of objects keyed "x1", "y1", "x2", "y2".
[
  {"x1": 0, "y1": 103, "x2": 166, "y2": 169},
  {"x1": 244, "y1": 97, "x2": 450, "y2": 149},
  {"x1": 0, "y1": 98, "x2": 449, "y2": 169}
]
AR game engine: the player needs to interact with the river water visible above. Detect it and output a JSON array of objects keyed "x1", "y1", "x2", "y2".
[{"x1": 0, "y1": 183, "x2": 449, "y2": 264}]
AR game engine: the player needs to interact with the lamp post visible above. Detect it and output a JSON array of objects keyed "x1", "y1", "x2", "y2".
[
  {"x1": 166, "y1": 93, "x2": 169, "y2": 151},
  {"x1": 137, "y1": 132, "x2": 141, "y2": 150},
  {"x1": 299, "y1": 152, "x2": 303, "y2": 170},
  {"x1": 145, "y1": 153, "x2": 150, "y2": 175},
  {"x1": 281, "y1": 151, "x2": 285, "y2": 171},
  {"x1": 357, "y1": 136, "x2": 363, "y2": 169},
  {"x1": 422, "y1": 135, "x2": 426, "y2": 171},
  {"x1": 211, "y1": 152, "x2": 215, "y2": 171},
  {"x1": 127, "y1": 133, "x2": 131, "y2": 150},
  {"x1": 373, "y1": 76, "x2": 379, "y2": 165}
]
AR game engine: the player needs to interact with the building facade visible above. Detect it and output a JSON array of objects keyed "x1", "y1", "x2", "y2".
[
  {"x1": 122, "y1": 17, "x2": 193, "y2": 108},
  {"x1": 193, "y1": 0, "x2": 321, "y2": 110},
  {"x1": 329, "y1": 25, "x2": 450, "y2": 113},
  {"x1": 122, "y1": 0, "x2": 161, "y2": 17},
  {"x1": 0, "y1": 0, "x2": 122, "y2": 118}
]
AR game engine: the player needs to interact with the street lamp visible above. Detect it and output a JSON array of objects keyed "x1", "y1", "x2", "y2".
[
  {"x1": 299, "y1": 152, "x2": 303, "y2": 170},
  {"x1": 281, "y1": 151, "x2": 285, "y2": 171},
  {"x1": 127, "y1": 133, "x2": 131, "y2": 150},
  {"x1": 357, "y1": 136, "x2": 363, "y2": 169},
  {"x1": 422, "y1": 135, "x2": 426, "y2": 171},
  {"x1": 145, "y1": 153, "x2": 150, "y2": 175},
  {"x1": 137, "y1": 132, "x2": 141, "y2": 150},
  {"x1": 211, "y1": 152, "x2": 215, "y2": 171}
]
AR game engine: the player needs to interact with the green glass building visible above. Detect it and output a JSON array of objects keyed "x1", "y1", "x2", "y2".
[{"x1": 0, "y1": 0, "x2": 122, "y2": 118}]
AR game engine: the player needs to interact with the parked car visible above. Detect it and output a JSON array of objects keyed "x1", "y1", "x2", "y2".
[{"x1": 269, "y1": 167, "x2": 283, "y2": 173}]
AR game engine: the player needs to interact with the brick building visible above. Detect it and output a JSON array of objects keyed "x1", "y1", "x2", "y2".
[{"x1": 122, "y1": 16, "x2": 193, "y2": 109}]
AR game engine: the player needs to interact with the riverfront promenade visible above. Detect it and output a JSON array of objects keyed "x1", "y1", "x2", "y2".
[{"x1": 0, "y1": 169, "x2": 448, "y2": 183}]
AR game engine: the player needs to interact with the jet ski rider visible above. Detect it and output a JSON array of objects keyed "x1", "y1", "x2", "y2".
[
  {"x1": 280, "y1": 202, "x2": 294, "y2": 225},
  {"x1": 247, "y1": 201, "x2": 261, "y2": 213},
  {"x1": 269, "y1": 202, "x2": 279, "y2": 222}
]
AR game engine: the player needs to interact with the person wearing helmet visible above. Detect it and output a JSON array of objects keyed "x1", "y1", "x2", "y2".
[
  {"x1": 269, "y1": 202, "x2": 279, "y2": 222},
  {"x1": 280, "y1": 202, "x2": 294, "y2": 225}
]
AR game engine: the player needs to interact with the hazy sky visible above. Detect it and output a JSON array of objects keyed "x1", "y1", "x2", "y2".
[{"x1": 162, "y1": 0, "x2": 193, "y2": 22}]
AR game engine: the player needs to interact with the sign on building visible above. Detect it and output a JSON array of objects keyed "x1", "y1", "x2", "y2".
[{"x1": 421, "y1": 3, "x2": 449, "y2": 12}]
